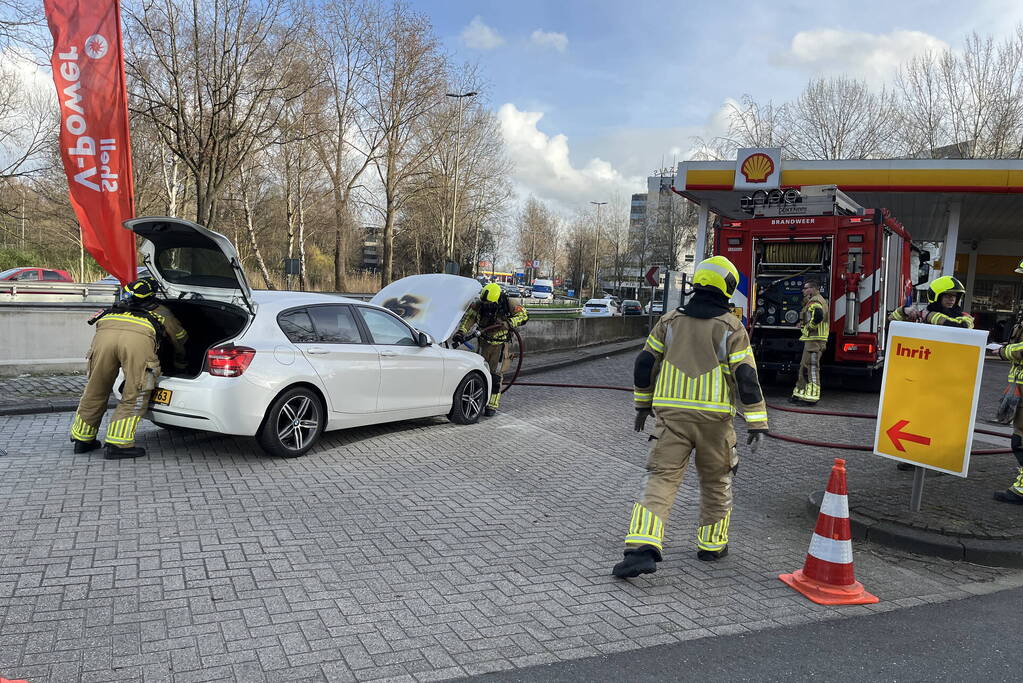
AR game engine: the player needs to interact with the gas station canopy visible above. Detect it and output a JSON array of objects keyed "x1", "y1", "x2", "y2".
[
  {"x1": 674, "y1": 157, "x2": 1023, "y2": 242},
  {"x1": 673, "y1": 152, "x2": 1023, "y2": 319}
]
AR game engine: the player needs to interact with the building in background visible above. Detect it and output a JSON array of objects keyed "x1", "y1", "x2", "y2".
[{"x1": 361, "y1": 226, "x2": 380, "y2": 273}]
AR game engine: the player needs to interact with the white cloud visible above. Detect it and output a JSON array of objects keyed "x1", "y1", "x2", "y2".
[
  {"x1": 530, "y1": 29, "x2": 568, "y2": 53},
  {"x1": 497, "y1": 103, "x2": 642, "y2": 212},
  {"x1": 460, "y1": 16, "x2": 504, "y2": 50},
  {"x1": 774, "y1": 28, "x2": 949, "y2": 82}
]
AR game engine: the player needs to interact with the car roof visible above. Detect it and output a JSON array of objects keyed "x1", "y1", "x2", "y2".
[{"x1": 250, "y1": 290, "x2": 372, "y2": 313}]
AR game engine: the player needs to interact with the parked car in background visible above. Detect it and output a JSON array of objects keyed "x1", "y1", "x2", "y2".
[
  {"x1": 503, "y1": 284, "x2": 523, "y2": 298},
  {"x1": 644, "y1": 299, "x2": 665, "y2": 315},
  {"x1": 0, "y1": 267, "x2": 73, "y2": 282},
  {"x1": 118, "y1": 217, "x2": 492, "y2": 459},
  {"x1": 531, "y1": 278, "x2": 554, "y2": 300},
  {"x1": 94, "y1": 266, "x2": 153, "y2": 284},
  {"x1": 581, "y1": 298, "x2": 620, "y2": 317},
  {"x1": 621, "y1": 299, "x2": 643, "y2": 316}
]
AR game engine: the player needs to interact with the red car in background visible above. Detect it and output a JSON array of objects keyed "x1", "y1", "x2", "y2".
[{"x1": 0, "y1": 267, "x2": 74, "y2": 282}]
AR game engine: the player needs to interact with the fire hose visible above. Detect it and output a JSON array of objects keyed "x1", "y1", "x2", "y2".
[
  {"x1": 456, "y1": 324, "x2": 1012, "y2": 455},
  {"x1": 505, "y1": 379, "x2": 1013, "y2": 456}
]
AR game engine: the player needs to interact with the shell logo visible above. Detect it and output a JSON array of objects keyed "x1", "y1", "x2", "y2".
[{"x1": 740, "y1": 152, "x2": 775, "y2": 183}]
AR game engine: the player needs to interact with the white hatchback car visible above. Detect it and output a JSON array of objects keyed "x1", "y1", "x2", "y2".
[
  {"x1": 580, "y1": 298, "x2": 620, "y2": 317},
  {"x1": 123, "y1": 217, "x2": 492, "y2": 457}
]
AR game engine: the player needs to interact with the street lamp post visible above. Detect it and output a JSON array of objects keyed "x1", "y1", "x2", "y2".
[
  {"x1": 445, "y1": 91, "x2": 478, "y2": 271},
  {"x1": 590, "y1": 201, "x2": 607, "y2": 300}
]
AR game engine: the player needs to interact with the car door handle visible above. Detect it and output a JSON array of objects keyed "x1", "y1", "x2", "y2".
[
  {"x1": 379, "y1": 349, "x2": 397, "y2": 357},
  {"x1": 306, "y1": 347, "x2": 329, "y2": 355}
]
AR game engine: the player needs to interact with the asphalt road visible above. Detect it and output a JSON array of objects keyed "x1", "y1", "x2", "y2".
[{"x1": 468, "y1": 584, "x2": 1023, "y2": 682}]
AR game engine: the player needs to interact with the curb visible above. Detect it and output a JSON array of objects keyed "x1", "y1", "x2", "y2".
[
  {"x1": 807, "y1": 490, "x2": 1023, "y2": 568},
  {"x1": 0, "y1": 340, "x2": 645, "y2": 417},
  {"x1": 516, "y1": 339, "x2": 644, "y2": 378},
  {"x1": 0, "y1": 398, "x2": 114, "y2": 417}
]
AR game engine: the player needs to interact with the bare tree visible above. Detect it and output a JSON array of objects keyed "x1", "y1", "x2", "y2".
[
  {"x1": 365, "y1": 1, "x2": 445, "y2": 286},
  {"x1": 896, "y1": 51, "x2": 949, "y2": 156},
  {"x1": 0, "y1": 62, "x2": 54, "y2": 185},
  {"x1": 311, "y1": 0, "x2": 381, "y2": 290},
  {"x1": 783, "y1": 77, "x2": 900, "y2": 159},
  {"x1": 124, "y1": 0, "x2": 311, "y2": 227},
  {"x1": 692, "y1": 95, "x2": 787, "y2": 160},
  {"x1": 516, "y1": 197, "x2": 557, "y2": 282}
]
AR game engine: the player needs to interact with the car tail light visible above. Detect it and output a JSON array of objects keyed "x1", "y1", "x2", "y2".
[
  {"x1": 207, "y1": 345, "x2": 256, "y2": 377},
  {"x1": 843, "y1": 343, "x2": 876, "y2": 355}
]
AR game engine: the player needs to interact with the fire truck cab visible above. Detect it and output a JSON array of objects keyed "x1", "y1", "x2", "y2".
[{"x1": 715, "y1": 185, "x2": 915, "y2": 381}]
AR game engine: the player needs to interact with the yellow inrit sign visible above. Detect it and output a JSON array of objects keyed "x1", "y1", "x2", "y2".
[{"x1": 873, "y1": 322, "x2": 987, "y2": 477}]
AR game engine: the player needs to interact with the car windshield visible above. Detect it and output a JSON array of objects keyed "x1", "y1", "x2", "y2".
[
  {"x1": 586, "y1": 302, "x2": 606, "y2": 308},
  {"x1": 533, "y1": 284, "x2": 552, "y2": 293},
  {"x1": 0, "y1": 267, "x2": 22, "y2": 278}
]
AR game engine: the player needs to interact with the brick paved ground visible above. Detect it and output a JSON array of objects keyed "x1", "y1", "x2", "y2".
[{"x1": 1, "y1": 354, "x2": 1021, "y2": 683}]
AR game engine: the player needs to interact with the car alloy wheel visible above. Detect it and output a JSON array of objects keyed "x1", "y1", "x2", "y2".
[
  {"x1": 460, "y1": 375, "x2": 485, "y2": 420},
  {"x1": 258, "y1": 386, "x2": 324, "y2": 457},
  {"x1": 448, "y1": 372, "x2": 486, "y2": 425},
  {"x1": 276, "y1": 395, "x2": 319, "y2": 451}
]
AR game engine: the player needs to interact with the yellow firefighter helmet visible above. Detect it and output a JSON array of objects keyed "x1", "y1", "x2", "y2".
[
  {"x1": 1014, "y1": 258, "x2": 1023, "y2": 275},
  {"x1": 926, "y1": 275, "x2": 965, "y2": 304},
  {"x1": 481, "y1": 283, "x2": 503, "y2": 303},
  {"x1": 692, "y1": 256, "x2": 740, "y2": 298}
]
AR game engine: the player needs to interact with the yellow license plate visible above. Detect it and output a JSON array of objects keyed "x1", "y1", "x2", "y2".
[{"x1": 151, "y1": 388, "x2": 173, "y2": 405}]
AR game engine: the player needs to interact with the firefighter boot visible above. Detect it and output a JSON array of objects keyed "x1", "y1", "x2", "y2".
[
  {"x1": 697, "y1": 546, "x2": 729, "y2": 561},
  {"x1": 484, "y1": 392, "x2": 500, "y2": 417},
  {"x1": 105, "y1": 444, "x2": 146, "y2": 460},
  {"x1": 994, "y1": 468, "x2": 1023, "y2": 505},
  {"x1": 71, "y1": 438, "x2": 102, "y2": 454},
  {"x1": 993, "y1": 436, "x2": 1023, "y2": 504},
  {"x1": 612, "y1": 544, "x2": 662, "y2": 578}
]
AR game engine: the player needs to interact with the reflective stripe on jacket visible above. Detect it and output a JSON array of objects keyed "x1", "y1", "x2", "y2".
[
  {"x1": 889, "y1": 306, "x2": 974, "y2": 329},
  {"x1": 1001, "y1": 341, "x2": 1023, "y2": 384},
  {"x1": 458, "y1": 301, "x2": 528, "y2": 344},
  {"x1": 635, "y1": 310, "x2": 768, "y2": 427},
  {"x1": 799, "y1": 294, "x2": 829, "y2": 342}
]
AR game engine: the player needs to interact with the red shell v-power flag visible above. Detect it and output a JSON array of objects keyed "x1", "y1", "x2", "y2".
[{"x1": 44, "y1": 0, "x2": 136, "y2": 285}]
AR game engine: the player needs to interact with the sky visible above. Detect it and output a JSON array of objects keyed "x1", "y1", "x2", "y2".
[{"x1": 419, "y1": 0, "x2": 1023, "y2": 214}]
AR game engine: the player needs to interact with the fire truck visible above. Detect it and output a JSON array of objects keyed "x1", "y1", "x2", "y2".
[{"x1": 714, "y1": 185, "x2": 917, "y2": 382}]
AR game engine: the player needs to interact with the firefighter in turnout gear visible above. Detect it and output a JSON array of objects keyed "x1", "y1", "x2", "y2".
[
  {"x1": 790, "y1": 279, "x2": 829, "y2": 406},
  {"x1": 69, "y1": 277, "x2": 188, "y2": 459},
  {"x1": 890, "y1": 276, "x2": 974, "y2": 328},
  {"x1": 613, "y1": 256, "x2": 769, "y2": 578},
  {"x1": 454, "y1": 283, "x2": 528, "y2": 416},
  {"x1": 990, "y1": 258, "x2": 1023, "y2": 504}
]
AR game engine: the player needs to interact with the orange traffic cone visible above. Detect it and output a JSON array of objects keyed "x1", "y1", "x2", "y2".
[{"x1": 779, "y1": 458, "x2": 879, "y2": 605}]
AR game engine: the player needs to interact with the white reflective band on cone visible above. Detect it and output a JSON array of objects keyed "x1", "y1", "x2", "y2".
[
  {"x1": 819, "y1": 492, "x2": 849, "y2": 519},
  {"x1": 807, "y1": 533, "x2": 854, "y2": 565}
]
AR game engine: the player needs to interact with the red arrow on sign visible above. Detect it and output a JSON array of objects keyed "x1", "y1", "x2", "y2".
[
  {"x1": 645, "y1": 266, "x2": 660, "y2": 287},
  {"x1": 886, "y1": 419, "x2": 931, "y2": 452}
]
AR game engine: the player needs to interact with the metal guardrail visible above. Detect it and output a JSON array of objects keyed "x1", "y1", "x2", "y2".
[
  {"x1": 0, "y1": 282, "x2": 377, "y2": 306},
  {"x1": 0, "y1": 281, "x2": 120, "y2": 304}
]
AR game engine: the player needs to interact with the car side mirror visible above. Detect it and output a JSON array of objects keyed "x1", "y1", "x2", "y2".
[{"x1": 417, "y1": 331, "x2": 432, "y2": 347}]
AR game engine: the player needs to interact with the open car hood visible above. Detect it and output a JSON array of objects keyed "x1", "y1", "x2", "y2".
[
  {"x1": 125, "y1": 216, "x2": 254, "y2": 313},
  {"x1": 371, "y1": 274, "x2": 481, "y2": 343}
]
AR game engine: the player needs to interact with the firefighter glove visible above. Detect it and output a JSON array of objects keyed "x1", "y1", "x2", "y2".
[
  {"x1": 747, "y1": 430, "x2": 767, "y2": 454},
  {"x1": 634, "y1": 407, "x2": 652, "y2": 432}
]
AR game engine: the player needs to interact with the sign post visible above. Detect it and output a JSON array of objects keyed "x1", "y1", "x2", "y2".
[
  {"x1": 663, "y1": 270, "x2": 686, "y2": 312},
  {"x1": 873, "y1": 321, "x2": 987, "y2": 510}
]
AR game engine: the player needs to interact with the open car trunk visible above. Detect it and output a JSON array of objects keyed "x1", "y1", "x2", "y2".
[{"x1": 157, "y1": 299, "x2": 249, "y2": 378}]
